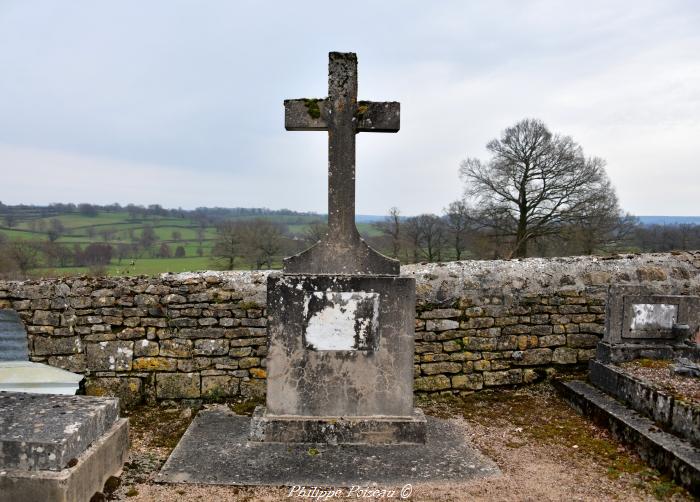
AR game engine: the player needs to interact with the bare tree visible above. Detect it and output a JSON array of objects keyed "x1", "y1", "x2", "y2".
[
  {"x1": 47, "y1": 218, "x2": 65, "y2": 242},
  {"x1": 460, "y1": 118, "x2": 617, "y2": 258},
  {"x1": 403, "y1": 214, "x2": 448, "y2": 263},
  {"x1": 241, "y1": 219, "x2": 285, "y2": 269},
  {"x1": 211, "y1": 221, "x2": 244, "y2": 270},
  {"x1": 303, "y1": 220, "x2": 328, "y2": 246},
  {"x1": 444, "y1": 200, "x2": 472, "y2": 260},
  {"x1": 5, "y1": 240, "x2": 40, "y2": 273},
  {"x1": 374, "y1": 207, "x2": 402, "y2": 258}
]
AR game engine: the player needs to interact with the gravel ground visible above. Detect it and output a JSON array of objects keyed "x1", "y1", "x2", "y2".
[
  {"x1": 107, "y1": 383, "x2": 691, "y2": 502},
  {"x1": 619, "y1": 359, "x2": 700, "y2": 403}
]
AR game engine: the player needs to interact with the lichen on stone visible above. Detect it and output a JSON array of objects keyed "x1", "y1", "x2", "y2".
[{"x1": 302, "y1": 98, "x2": 321, "y2": 119}]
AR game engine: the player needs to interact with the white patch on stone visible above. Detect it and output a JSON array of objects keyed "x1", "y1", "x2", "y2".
[
  {"x1": 64, "y1": 422, "x2": 80, "y2": 434},
  {"x1": 304, "y1": 292, "x2": 379, "y2": 351},
  {"x1": 630, "y1": 303, "x2": 677, "y2": 330}
]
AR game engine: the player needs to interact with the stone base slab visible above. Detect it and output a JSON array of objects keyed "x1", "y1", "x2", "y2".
[
  {"x1": 0, "y1": 418, "x2": 129, "y2": 502},
  {"x1": 157, "y1": 406, "x2": 499, "y2": 486},
  {"x1": 595, "y1": 341, "x2": 699, "y2": 364},
  {"x1": 249, "y1": 406, "x2": 427, "y2": 444}
]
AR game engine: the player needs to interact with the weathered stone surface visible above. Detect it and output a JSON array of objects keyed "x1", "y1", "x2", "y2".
[
  {"x1": 552, "y1": 347, "x2": 578, "y2": 364},
  {"x1": 415, "y1": 375, "x2": 451, "y2": 391},
  {"x1": 194, "y1": 339, "x2": 228, "y2": 356},
  {"x1": 156, "y1": 372, "x2": 200, "y2": 398},
  {"x1": 483, "y1": 369, "x2": 522, "y2": 386},
  {"x1": 33, "y1": 335, "x2": 82, "y2": 356},
  {"x1": 160, "y1": 338, "x2": 193, "y2": 358},
  {"x1": 86, "y1": 341, "x2": 133, "y2": 371},
  {"x1": 201, "y1": 375, "x2": 238, "y2": 398},
  {"x1": 0, "y1": 392, "x2": 119, "y2": 471},
  {"x1": 85, "y1": 377, "x2": 143, "y2": 408},
  {"x1": 133, "y1": 339, "x2": 159, "y2": 357},
  {"x1": 452, "y1": 373, "x2": 483, "y2": 390}
]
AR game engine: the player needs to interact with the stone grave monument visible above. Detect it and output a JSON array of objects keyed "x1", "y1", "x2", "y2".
[
  {"x1": 250, "y1": 52, "x2": 426, "y2": 444},
  {"x1": 157, "y1": 52, "x2": 498, "y2": 487},
  {"x1": 596, "y1": 285, "x2": 700, "y2": 363}
]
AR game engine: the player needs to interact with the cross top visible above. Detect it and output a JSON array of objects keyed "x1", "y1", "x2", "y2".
[{"x1": 283, "y1": 52, "x2": 400, "y2": 275}]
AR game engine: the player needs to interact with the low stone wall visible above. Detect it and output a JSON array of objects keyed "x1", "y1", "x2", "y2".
[{"x1": 0, "y1": 252, "x2": 698, "y2": 406}]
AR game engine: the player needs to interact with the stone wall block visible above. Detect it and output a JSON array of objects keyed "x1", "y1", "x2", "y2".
[
  {"x1": 156, "y1": 373, "x2": 200, "y2": 398},
  {"x1": 85, "y1": 341, "x2": 133, "y2": 371}
]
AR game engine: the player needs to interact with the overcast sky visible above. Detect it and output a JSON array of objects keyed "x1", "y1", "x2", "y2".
[{"x1": 1, "y1": 1, "x2": 698, "y2": 216}]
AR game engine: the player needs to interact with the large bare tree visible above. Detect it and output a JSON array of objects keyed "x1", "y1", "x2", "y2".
[{"x1": 460, "y1": 118, "x2": 618, "y2": 258}]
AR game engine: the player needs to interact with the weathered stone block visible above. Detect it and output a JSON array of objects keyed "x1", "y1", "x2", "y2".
[
  {"x1": 133, "y1": 339, "x2": 159, "y2": 357},
  {"x1": 160, "y1": 338, "x2": 193, "y2": 358},
  {"x1": 567, "y1": 333, "x2": 600, "y2": 348},
  {"x1": 156, "y1": 373, "x2": 200, "y2": 398},
  {"x1": 34, "y1": 335, "x2": 82, "y2": 356},
  {"x1": 202, "y1": 375, "x2": 239, "y2": 397},
  {"x1": 539, "y1": 334, "x2": 567, "y2": 347},
  {"x1": 132, "y1": 357, "x2": 177, "y2": 371},
  {"x1": 194, "y1": 339, "x2": 229, "y2": 356},
  {"x1": 85, "y1": 341, "x2": 133, "y2": 371},
  {"x1": 420, "y1": 362, "x2": 462, "y2": 375},
  {"x1": 47, "y1": 354, "x2": 86, "y2": 372},
  {"x1": 483, "y1": 369, "x2": 522, "y2": 386},
  {"x1": 85, "y1": 377, "x2": 143, "y2": 408},
  {"x1": 425, "y1": 319, "x2": 460, "y2": 331},
  {"x1": 414, "y1": 375, "x2": 451, "y2": 392},
  {"x1": 513, "y1": 348, "x2": 552, "y2": 366},
  {"x1": 552, "y1": 347, "x2": 578, "y2": 364},
  {"x1": 451, "y1": 374, "x2": 483, "y2": 390},
  {"x1": 32, "y1": 310, "x2": 61, "y2": 326}
]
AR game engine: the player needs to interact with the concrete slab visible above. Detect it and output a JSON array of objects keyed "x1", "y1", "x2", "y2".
[
  {"x1": 0, "y1": 418, "x2": 128, "y2": 502},
  {"x1": 157, "y1": 407, "x2": 499, "y2": 486},
  {"x1": 0, "y1": 391, "x2": 119, "y2": 471}
]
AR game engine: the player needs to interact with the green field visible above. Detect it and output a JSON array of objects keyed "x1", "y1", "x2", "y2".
[{"x1": 1, "y1": 208, "x2": 382, "y2": 277}]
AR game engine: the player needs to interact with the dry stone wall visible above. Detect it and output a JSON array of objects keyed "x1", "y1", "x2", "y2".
[{"x1": 0, "y1": 252, "x2": 698, "y2": 406}]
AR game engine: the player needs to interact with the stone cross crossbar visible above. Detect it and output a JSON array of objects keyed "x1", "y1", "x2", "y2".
[{"x1": 283, "y1": 52, "x2": 400, "y2": 276}]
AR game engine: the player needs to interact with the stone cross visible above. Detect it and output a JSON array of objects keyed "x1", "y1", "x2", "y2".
[{"x1": 283, "y1": 52, "x2": 400, "y2": 276}]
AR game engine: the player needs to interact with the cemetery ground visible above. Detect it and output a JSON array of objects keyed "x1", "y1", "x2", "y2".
[{"x1": 109, "y1": 382, "x2": 691, "y2": 501}]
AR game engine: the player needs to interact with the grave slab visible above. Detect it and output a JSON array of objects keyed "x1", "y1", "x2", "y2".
[
  {"x1": 0, "y1": 391, "x2": 119, "y2": 471},
  {"x1": 0, "y1": 391, "x2": 128, "y2": 502},
  {"x1": 157, "y1": 407, "x2": 499, "y2": 486}
]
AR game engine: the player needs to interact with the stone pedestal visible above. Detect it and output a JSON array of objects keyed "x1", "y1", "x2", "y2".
[{"x1": 250, "y1": 274, "x2": 425, "y2": 444}]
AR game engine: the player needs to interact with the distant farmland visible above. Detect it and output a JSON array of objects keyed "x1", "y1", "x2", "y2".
[{"x1": 0, "y1": 205, "x2": 385, "y2": 278}]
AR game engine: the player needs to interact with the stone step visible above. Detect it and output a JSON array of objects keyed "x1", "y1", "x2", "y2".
[{"x1": 555, "y1": 379, "x2": 700, "y2": 496}]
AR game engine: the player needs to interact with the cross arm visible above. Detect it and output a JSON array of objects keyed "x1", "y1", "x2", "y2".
[
  {"x1": 284, "y1": 98, "x2": 329, "y2": 131},
  {"x1": 356, "y1": 101, "x2": 400, "y2": 132}
]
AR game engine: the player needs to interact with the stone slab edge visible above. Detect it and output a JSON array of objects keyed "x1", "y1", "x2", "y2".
[
  {"x1": 589, "y1": 360, "x2": 700, "y2": 447},
  {"x1": 0, "y1": 418, "x2": 129, "y2": 502},
  {"x1": 555, "y1": 379, "x2": 700, "y2": 495},
  {"x1": 249, "y1": 406, "x2": 427, "y2": 444}
]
